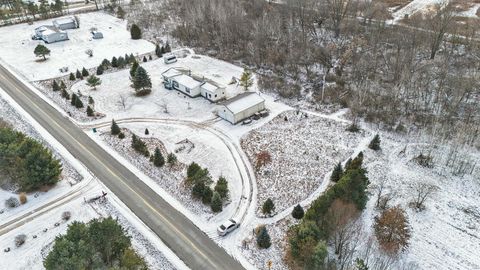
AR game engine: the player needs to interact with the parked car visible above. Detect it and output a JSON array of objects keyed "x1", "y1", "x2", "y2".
[
  {"x1": 252, "y1": 113, "x2": 261, "y2": 120},
  {"x1": 217, "y1": 219, "x2": 240, "y2": 236},
  {"x1": 259, "y1": 109, "x2": 269, "y2": 117},
  {"x1": 163, "y1": 53, "x2": 177, "y2": 64},
  {"x1": 242, "y1": 118, "x2": 252, "y2": 125}
]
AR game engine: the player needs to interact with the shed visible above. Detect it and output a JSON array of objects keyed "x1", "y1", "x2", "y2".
[
  {"x1": 201, "y1": 82, "x2": 225, "y2": 102},
  {"x1": 91, "y1": 31, "x2": 103, "y2": 39},
  {"x1": 35, "y1": 25, "x2": 68, "y2": 43},
  {"x1": 53, "y1": 17, "x2": 78, "y2": 30},
  {"x1": 171, "y1": 74, "x2": 203, "y2": 97},
  {"x1": 218, "y1": 92, "x2": 265, "y2": 124}
]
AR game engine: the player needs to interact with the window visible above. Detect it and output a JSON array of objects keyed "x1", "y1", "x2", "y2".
[
  {"x1": 172, "y1": 81, "x2": 179, "y2": 90},
  {"x1": 186, "y1": 88, "x2": 190, "y2": 93}
]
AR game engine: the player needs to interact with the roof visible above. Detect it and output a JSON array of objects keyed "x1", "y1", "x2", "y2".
[
  {"x1": 53, "y1": 17, "x2": 76, "y2": 25},
  {"x1": 161, "y1": 68, "x2": 182, "y2": 79},
  {"x1": 201, "y1": 82, "x2": 220, "y2": 93},
  {"x1": 174, "y1": 74, "x2": 203, "y2": 89},
  {"x1": 222, "y1": 92, "x2": 264, "y2": 114}
]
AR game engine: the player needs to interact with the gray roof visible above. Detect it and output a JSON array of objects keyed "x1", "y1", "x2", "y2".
[{"x1": 221, "y1": 92, "x2": 264, "y2": 114}]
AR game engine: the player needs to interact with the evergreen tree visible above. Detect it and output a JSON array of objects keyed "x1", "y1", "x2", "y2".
[
  {"x1": 96, "y1": 65, "x2": 104, "y2": 75},
  {"x1": 256, "y1": 226, "x2": 271, "y2": 249},
  {"x1": 61, "y1": 89, "x2": 70, "y2": 100},
  {"x1": 142, "y1": 56, "x2": 147, "y2": 62},
  {"x1": 149, "y1": 55, "x2": 152, "y2": 60},
  {"x1": 86, "y1": 106, "x2": 94, "y2": 116},
  {"x1": 131, "y1": 134, "x2": 149, "y2": 156},
  {"x1": 75, "y1": 69, "x2": 82, "y2": 79},
  {"x1": 132, "y1": 66, "x2": 152, "y2": 95},
  {"x1": 330, "y1": 162, "x2": 343, "y2": 182},
  {"x1": 167, "y1": 153, "x2": 177, "y2": 165},
  {"x1": 111, "y1": 56, "x2": 118, "y2": 68},
  {"x1": 118, "y1": 132, "x2": 125, "y2": 139},
  {"x1": 292, "y1": 204, "x2": 304, "y2": 219},
  {"x1": 310, "y1": 241, "x2": 328, "y2": 269},
  {"x1": 129, "y1": 61, "x2": 139, "y2": 79},
  {"x1": 214, "y1": 176, "x2": 229, "y2": 199},
  {"x1": 101, "y1": 58, "x2": 111, "y2": 68},
  {"x1": 153, "y1": 147, "x2": 164, "y2": 167},
  {"x1": 144, "y1": 128, "x2": 149, "y2": 135},
  {"x1": 239, "y1": 69, "x2": 253, "y2": 91},
  {"x1": 155, "y1": 44, "x2": 162, "y2": 57},
  {"x1": 52, "y1": 80, "x2": 60, "y2": 91},
  {"x1": 369, "y1": 134, "x2": 381, "y2": 151},
  {"x1": 117, "y1": 56, "x2": 126, "y2": 68},
  {"x1": 211, "y1": 192, "x2": 222, "y2": 212},
  {"x1": 75, "y1": 97, "x2": 84, "y2": 108},
  {"x1": 160, "y1": 45, "x2": 166, "y2": 54},
  {"x1": 187, "y1": 162, "x2": 202, "y2": 179},
  {"x1": 88, "y1": 96, "x2": 94, "y2": 105},
  {"x1": 164, "y1": 42, "x2": 171, "y2": 52},
  {"x1": 69, "y1": 72, "x2": 75, "y2": 81},
  {"x1": 60, "y1": 81, "x2": 66, "y2": 91},
  {"x1": 81, "y1": 67, "x2": 89, "y2": 77},
  {"x1": 111, "y1": 119, "x2": 120, "y2": 135},
  {"x1": 86, "y1": 75, "x2": 101, "y2": 90},
  {"x1": 130, "y1": 23, "x2": 142, "y2": 39},
  {"x1": 129, "y1": 53, "x2": 135, "y2": 63},
  {"x1": 34, "y1": 44, "x2": 50, "y2": 60},
  {"x1": 71, "y1": 93, "x2": 78, "y2": 106},
  {"x1": 262, "y1": 198, "x2": 275, "y2": 216}
]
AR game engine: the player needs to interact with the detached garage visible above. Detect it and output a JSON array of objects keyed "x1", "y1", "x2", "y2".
[{"x1": 218, "y1": 92, "x2": 265, "y2": 124}]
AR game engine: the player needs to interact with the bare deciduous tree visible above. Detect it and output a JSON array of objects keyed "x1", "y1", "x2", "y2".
[{"x1": 410, "y1": 182, "x2": 438, "y2": 211}]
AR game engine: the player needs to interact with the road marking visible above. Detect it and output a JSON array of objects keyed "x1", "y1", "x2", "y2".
[{"x1": 0, "y1": 70, "x2": 219, "y2": 268}]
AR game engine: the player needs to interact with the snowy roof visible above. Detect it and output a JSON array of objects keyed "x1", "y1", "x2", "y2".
[
  {"x1": 201, "y1": 82, "x2": 222, "y2": 93},
  {"x1": 53, "y1": 17, "x2": 76, "y2": 25},
  {"x1": 37, "y1": 25, "x2": 63, "y2": 35},
  {"x1": 222, "y1": 92, "x2": 264, "y2": 114},
  {"x1": 174, "y1": 74, "x2": 203, "y2": 89},
  {"x1": 161, "y1": 68, "x2": 182, "y2": 79}
]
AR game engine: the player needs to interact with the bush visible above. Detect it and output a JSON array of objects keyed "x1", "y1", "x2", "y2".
[
  {"x1": 262, "y1": 198, "x2": 275, "y2": 216},
  {"x1": 256, "y1": 226, "x2": 271, "y2": 249},
  {"x1": 255, "y1": 151, "x2": 271, "y2": 169},
  {"x1": 5, "y1": 197, "x2": 20, "y2": 208},
  {"x1": 291, "y1": 204, "x2": 304, "y2": 219},
  {"x1": 19, "y1": 193, "x2": 27, "y2": 204},
  {"x1": 118, "y1": 132, "x2": 125, "y2": 139},
  {"x1": 214, "y1": 176, "x2": 229, "y2": 199},
  {"x1": 369, "y1": 134, "x2": 381, "y2": 150},
  {"x1": 346, "y1": 123, "x2": 360, "y2": 132},
  {"x1": 15, "y1": 234, "x2": 27, "y2": 247},
  {"x1": 62, "y1": 211, "x2": 71, "y2": 221},
  {"x1": 130, "y1": 24, "x2": 142, "y2": 39},
  {"x1": 167, "y1": 153, "x2": 177, "y2": 165}
]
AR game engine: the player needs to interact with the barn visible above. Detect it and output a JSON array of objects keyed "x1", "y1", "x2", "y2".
[
  {"x1": 218, "y1": 92, "x2": 265, "y2": 124},
  {"x1": 53, "y1": 17, "x2": 78, "y2": 30}
]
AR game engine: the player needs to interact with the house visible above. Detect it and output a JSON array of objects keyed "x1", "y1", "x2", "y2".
[
  {"x1": 53, "y1": 17, "x2": 78, "y2": 30},
  {"x1": 201, "y1": 82, "x2": 225, "y2": 102},
  {"x1": 34, "y1": 25, "x2": 68, "y2": 43},
  {"x1": 162, "y1": 68, "x2": 183, "y2": 89},
  {"x1": 218, "y1": 92, "x2": 265, "y2": 124},
  {"x1": 172, "y1": 74, "x2": 204, "y2": 97},
  {"x1": 91, "y1": 31, "x2": 103, "y2": 39}
]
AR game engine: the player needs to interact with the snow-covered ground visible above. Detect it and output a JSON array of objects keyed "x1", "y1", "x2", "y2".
[{"x1": 0, "y1": 12, "x2": 155, "y2": 81}]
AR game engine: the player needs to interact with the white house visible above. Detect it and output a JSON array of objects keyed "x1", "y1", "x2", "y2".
[
  {"x1": 200, "y1": 82, "x2": 225, "y2": 102},
  {"x1": 53, "y1": 17, "x2": 78, "y2": 30},
  {"x1": 171, "y1": 74, "x2": 204, "y2": 97},
  {"x1": 34, "y1": 25, "x2": 68, "y2": 43},
  {"x1": 218, "y1": 92, "x2": 265, "y2": 124}
]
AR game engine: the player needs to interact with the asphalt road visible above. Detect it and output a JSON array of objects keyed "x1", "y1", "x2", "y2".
[{"x1": 0, "y1": 64, "x2": 245, "y2": 270}]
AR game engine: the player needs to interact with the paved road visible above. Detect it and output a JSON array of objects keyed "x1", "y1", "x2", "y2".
[{"x1": 0, "y1": 65, "x2": 245, "y2": 270}]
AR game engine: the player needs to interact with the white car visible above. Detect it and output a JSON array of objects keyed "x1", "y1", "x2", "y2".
[{"x1": 217, "y1": 219, "x2": 240, "y2": 236}]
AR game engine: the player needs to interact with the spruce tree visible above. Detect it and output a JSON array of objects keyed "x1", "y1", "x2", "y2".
[
  {"x1": 130, "y1": 24, "x2": 141, "y2": 39},
  {"x1": 129, "y1": 61, "x2": 139, "y2": 79},
  {"x1": 101, "y1": 58, "x2": 110, "y2": 68},
  {"x1": 214, "y1": 176, "x2": 229, "y2": 199},
  {"x1": 160, "y1": 46, "x2": 166, "y2": 54},
  {"x1": 76, "y1": 69, "x2": 82, "y2": 79},
  {"x1": 88, "y1": 96, "x2": 94, "y2": 105},
  {"x1": 96, "y1": 65, "x2": 104, "y2": 75},
  {"x1": 86, "y1": 106, "x2": 94, "y2": 116},
  {"x1": 111, "y1": 57, "x2": 118, "y2": 68},
  {"x1": 60, "y1": 81, "x2": 66, "y2": 91},
  {"x1": 132, "y1": 66, "x2": 152, "y2": 95},
  {"x1": 111, "y1": 119, "x2": 120, "y2": 135},
  {"x1": 291, "y1": 204, "x2": 304, "y2": 219},
  {"x1": 256, "y1": 226, "x2": 271, "y2": 249},
  {"x1": 81, "y1": 67, "x2": 89, "y2": 77},
  {"x1": 129, "y1": 53, "x2": 135, "y2": 63},
  {"x1": 71, "y1": 93, "x2": 78, "y2": 106},
  {"x1": 142, "y1": 56, "x2": 147, "y2": 62},
  {"x1": 69, "y1": 72, "x2": 75, "y2": 81},
  {"x1": 369, "y1": 134, "x2": 381, "y2": 151},
  {"x1": 239, "y1": 69, "x2": 253, "y2": 91},
  {"x1": 330, "y1": 162, "x2": 343, "y2": 182},
  {"x1": 148, "y1": 55, "x2": 152, "y2": 61},
  {"x1": 167, "y1": 153, "x2": 177, "y2": 165},
  {"x1": 153, "y1": 147, "x2": 164, "y2": 167},
  {"x1": 75, "y1": 97, "x2": 84, "y2": 108},
  {"x1": 61, "y1": 89, "x2": 70, "y2": 100},
  {"x1": 164, "y1": 42, "x2": 171, "y2": 52},
  {"x1": 117, "y1": 57, "x2": 126, "y2": 68},
  {"x1": 155, "y1": 44, "x2": 161, "y2": 57},
  {"x1": 262, "y1": 198, "x2": 275, "y2": 216},
  {"x1": 52, "y1": 80, "x2": 60, "y2": 91},
  {"x1": 211, "y1": 192, "x2": 222, "y2": 212}
]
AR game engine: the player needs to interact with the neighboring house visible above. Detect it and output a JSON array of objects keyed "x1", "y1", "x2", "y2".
[
  {"x1": 34, "y1": 25, "x2": 68, "y2": 43},
  {"x1": 53, "y1": 17, "x2": 78, "y2": 30},
  {"x1": 91, "y1": 31, "x2": 103, "y2": 39},
  {"x1": 201, "y1": 82, "x2": 225, "y2": 102},
  {"x1": 218, "y1": 92, "x2": 265, "y2": 124}
]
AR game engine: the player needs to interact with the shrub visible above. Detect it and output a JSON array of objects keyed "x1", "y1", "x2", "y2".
[
  {"x1": 262, "y1": 198, "x2": 275, "y2": 216},
  {"x1": 214, "y1": 176, "x2": 229, "y2": 199},
  {"x1": 130, "y1": 24, "x2": 142, "y2": 39},
  {"x1": 19, "y1": 193, "x2": 27, "y2": 204},
  {"x1": 255, "y1": 151, "x2": 271, "y2": 169},
  {"x1": 167, "y1": 153, "x2": 177, "y2": 165},
  {"x1": 291, "y1": 204, "x2": 304, "y2": 219},
  {"x1": 15, "y1": 234, "x2": 27, "y2": 247},
  {"x1": 369, "y1": 134, "x2": 381, "y2": 150},
  {"x1": 5, "y1": 197, "x2": 20, "y2": 208},
  {"x1": 346, "y1": 123, "x2": 360, "y2": 132},
  {"x1": 256, "y1": 226, "x2": 271, "y2": 249},
  {"x1": 118, "y1": 132, "x2": 125, "y2": 139},
  {"x1": 62, "y1": 211, "x2": 71, "y2": 221}
]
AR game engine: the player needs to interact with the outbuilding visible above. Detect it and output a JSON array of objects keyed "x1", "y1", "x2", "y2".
[
  {"x1": 53, "y1": 17, "x2": 78, "y2": 30},
  {"x1": 218, "y1": 92, "x2": 265, "y2": 124},
  {"x1": 200, "y1": 82, "x2": 225, "y2": 102},
  {"x1": 91, "y1": 31, "x2": 103, "y2": 39},
  {"x1": 34, "y1": 25, "x2": 68, "y2": 43}
]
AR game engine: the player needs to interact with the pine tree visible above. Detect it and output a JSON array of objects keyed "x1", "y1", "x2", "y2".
[
  {"x1": 130, "y1": 24, "x2": 141, "y2": 39},
  {"x1": 60, "y1": 81, "x2": 66, "y2": 91},
  {"x1": 142, "y1": 56, "x2": 147, "y2": 62},
  {"x1": 149, "y1": 55, "x2": 152, "y2": 61},
  {"x1": 262, "y1": 198, "x2": 275, "y2": 216},
  {"x1": 75, "y1": 97, "x2": 84, "y2": 108},
  {"x1": 118, "y1": 132, "x2": 125, "y2": 139},
  {"x1": 155, "y1": 44, "x2": 161, "y2": 57},
  {"x1": 71, "y1": 93, "x2": 78, "y2": 106},
  {"x1": 144, "y1": 128, "x2": 149, "y2": 135},
  {"x1": 96, "y1": 65, "x2": 104, "y2": 75},
  {"x1": 86, "y1": 75, "x2": 101, "y2": 90},
  {"x1": 129, "y1": 53, "x2": 135, "y2": 63},
  {"x1": 111, "y1": 119, "x2": 120, "y2": 135},
  {"x1": 164, "y1": 42, "x2": 171, "y2": 53},
  {"x1": 61, "y1": 89, "x2": 70, "y2": 100},
  {"x1": 86, "y1": 106, "x2": 94, "y2": 116},
  {"x1": 256, "y1": 226, "x2": 271, "y2": 249},
  {"x1": 34, "y1": 44, "x2": 50, "y2": 60},
  {"x1": 117, "y1": 57, "x2": 126, "y2": 68},
  {"x1": 76, "y1": 69, "x2": 82, "y2": 79},
  {"x1": 239, "y1": 69, "x2": 253, "y2": 91},
  {"x1": 160, "y1": 46, "x2": 166, "y2": 54},
  {"x1": 167, "y1": 153, "x2": 177, "y2": 165},
  {"x1": 132, "y1": 66, "x2": 152, "y2": 95},
  {"x1": 88, "y1": 96, "x2": 94, "y2": 105},
  {"x1": 81, "y1": 67, "x2": 89, "y2": 77},
  {"x1": 291, "y1": 204, "x2": 304, "y2": 219},
  {"x1": 153, "y1": 147, "x2": 164, "y2": 167},
  {"x1": 330, "y1": 162, "x2": 343, "y2": 182},
  {"x1": 111, "y1": 57, "x2": 118, "y2": 68},
  {"x1": 214, "y1": 176, "x2": 229, "y2": 199},
  {"x1": 369, "y1": 134, "x2": 381, "y2": 151},
  {"x1": 69, "y1": 72, "x2": 75, "y2": 81},
  {"x1": 101, "y1": 59, "x2": 111, "y2": 68},
  {"x1": 129, "y1": 61, "x2": 139, "y2": 79},
  {"x1": 211, "y1": 192, "x2": 222, "y2": 212},
  {"x1": 52, "y1": 80, "x2": 60, "y2": 91}
]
